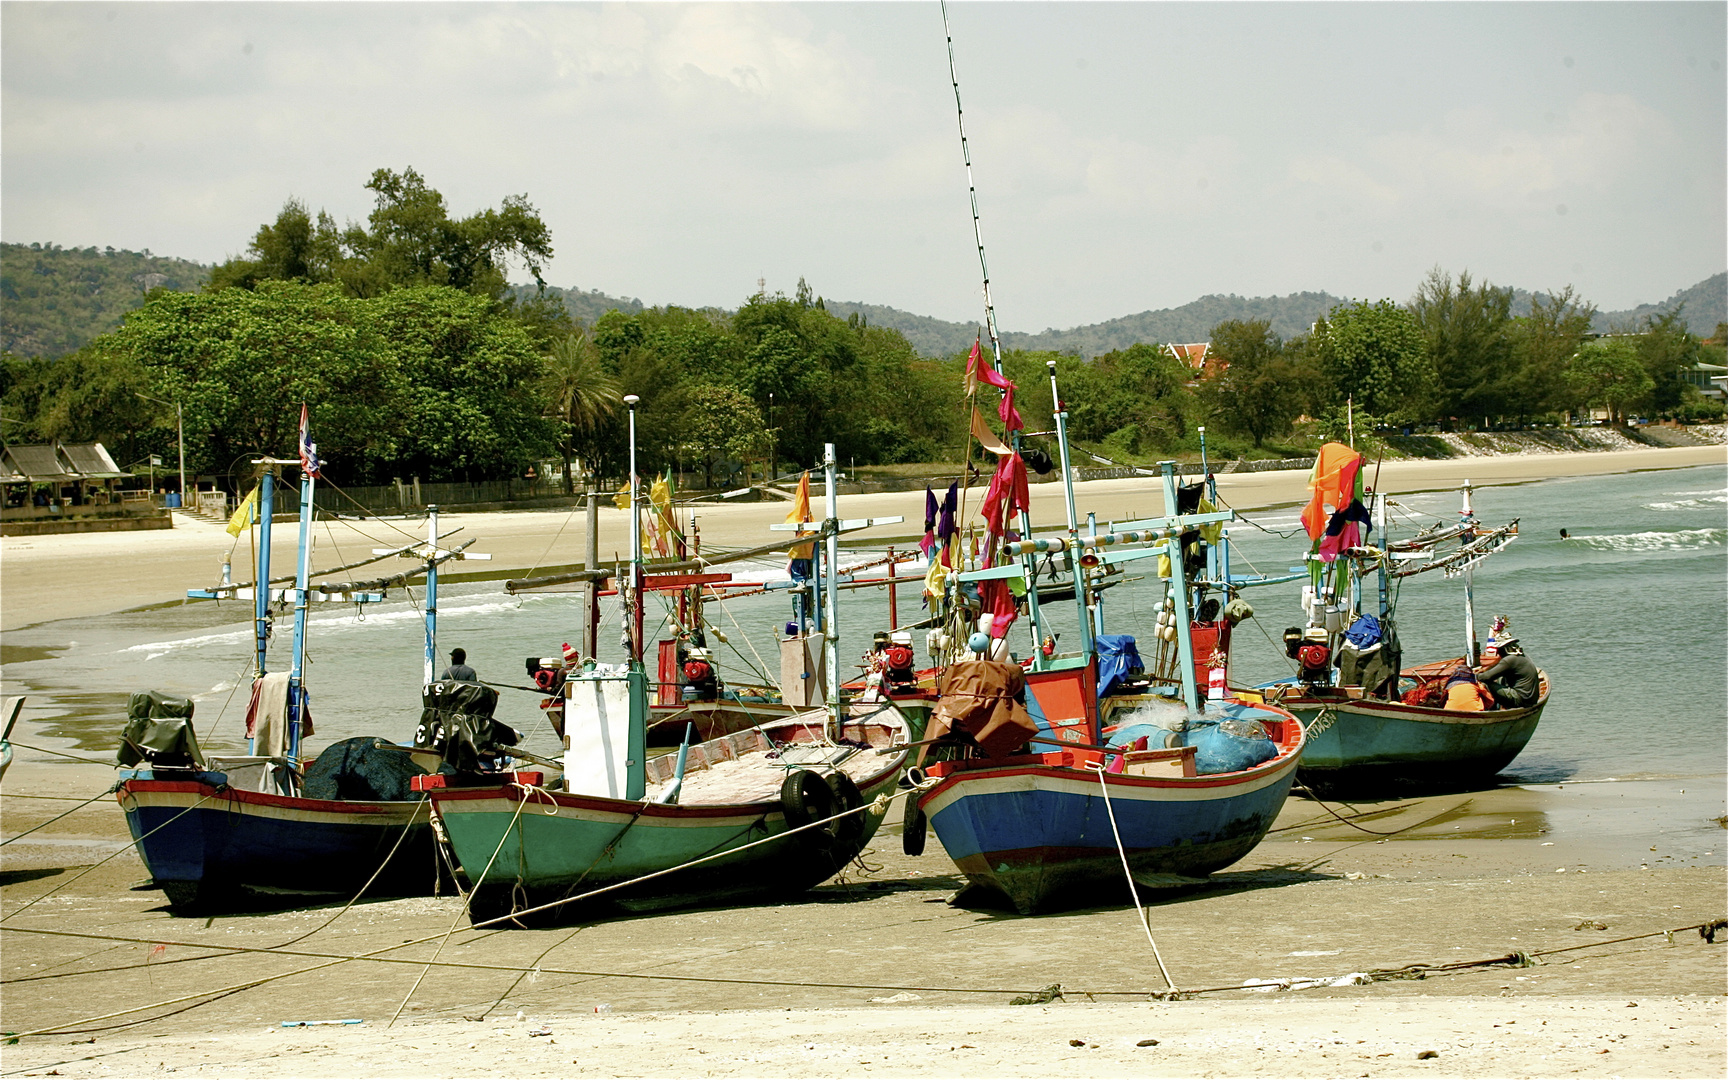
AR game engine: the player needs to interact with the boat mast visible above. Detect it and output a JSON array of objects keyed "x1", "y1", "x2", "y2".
[
  {"x1": 1047, "y1": 360, "x2": 1092, "y2": 657},
  {"x1": 422, "y1": 504, "x2": 440, "y2": 686},
  {"x1": 247, "y1": 466, "x2": 276, "y2": 757},
  {"x1": 942, "y1": 0, "x2": 1048, "y2": 660},
  {"x1": 624, "y1": 394, "x2": 643, "y2": 668},
  {"x1": 286, "y1": 450, "x2": 316, "y2": 765},
  {"x1": 822, "y1": 444, "x2": 842, "y2": 727},
  {"x1": 1459, "y1": 480, "x2": 1478, "y2": 665},
  {"x1": 1159, "y1": 462, "x2": 1201, "y2": 712}
]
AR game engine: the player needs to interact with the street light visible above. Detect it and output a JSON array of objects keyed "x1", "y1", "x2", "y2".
[{"x1": 135, "y1": 392, "x2": 185, "y2": 507}]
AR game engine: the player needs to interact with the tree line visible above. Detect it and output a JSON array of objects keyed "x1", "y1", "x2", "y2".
[{"x1": 3, "y1": 168, "x2": 1721, "y2": 492}]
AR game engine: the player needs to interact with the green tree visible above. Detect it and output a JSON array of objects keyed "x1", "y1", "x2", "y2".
[
  {"x1": 207, "y1": 198, "x2": 345, "y2": 292},
  {"x1": 1309, "y1": 299, "x2": 1432, "y2": 422},
  {"x1": 1410, "y1": 268, "x2": 1516, "y2": 427},
  {"x1": 541, "y1": 330, "x2": 622, "y2": 494},
  {"x1": 370, "y1": 287, "x2": 557, "y2": 481},
  {"x1": 1508, "y1": 286, "x2": 1597, "y2": 423},
  {"x1": 208, "y1": 169, "x2": 553, "y2": 304},
  {"x1": 1201, "y1": 319, "x2": 1303, "y2": 448},
  {"x1": 106, "y1": 281, "x2": 406, "y2": 481},
  {"x1": 682, "y1": 385, "x2": 769, "y2": 488},
  {"x1": 1059, "y1": 343, "x2": 1195, "y2": 457},
  {"x1": 1565, "y1": 337, "x2": 1651, "y2": 425},
  {"x1": 1631, "y1": 307, "x2": 1698, "y2": 417}
]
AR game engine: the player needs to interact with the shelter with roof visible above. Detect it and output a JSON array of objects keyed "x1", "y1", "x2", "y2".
[{"x1": 1, "y1": 441, "x2": 134, "y2": 517}]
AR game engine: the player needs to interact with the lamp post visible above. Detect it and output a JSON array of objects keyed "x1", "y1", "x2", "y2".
[{"x1": 136, "y1": 392, "x2": 185, "y2": 505}]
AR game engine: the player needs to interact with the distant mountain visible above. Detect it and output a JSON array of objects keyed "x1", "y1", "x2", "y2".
[
  {"x1": 6, "y1": 237, "x2": 1722, "y2": 362},
  {"x1": 0, "y1": 242, "x2": 209, "y2": 357},
  {"x1": 1592, "y1": 272, "x2": 1726, "y2": 335},
  {"x1": 506, "y1": 282, "x2": 646, "y2": 325}
]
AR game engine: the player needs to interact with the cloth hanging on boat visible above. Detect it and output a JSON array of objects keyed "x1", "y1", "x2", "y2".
[
  {"x1": 245, "y1": 672, "x2": 312, "y2": 757},
  {"x1": 1319, "y1": 498, "x2": 1372, "y2": 561},
  {"x1": 1095, "y1": 634, "x2": 1144, "y2": 699},
  {"x1": 920, "y1": 487, "x2": 938, "y2": 557},
  {"x1": 785, "y1": 471, "x2": 816, "y2": 561},
  {"x1": 414, "y1": 680, "x2": 519, "y2": 774},
  {"x1": 936, "y1": 481, "x2": 959, "y2": 565},
  {"x1": 971, "y1": 408, "x2": 1014, "y2": 456},
  {"x1": 225, "y1": 485, "x2": 258, "y2": 538},
  {"x1": 1302, "y1": 443, "x2": 1365, "y2": 541},
  {"x1": 979, "y1": 454, "x2": 1030, "y2": 537},
  {"x1": 964, "y1": 338, "x2": 1023, "y2": 432},
  {"x1": 302, "y1": 736, "x2": 427, "y2": 802},
  {"x1": 929, "y1": 660, "x2": 1039, "y2": 759},
  {"x1": 649, "y1": 470, "x2": 679, "y2": 558}
]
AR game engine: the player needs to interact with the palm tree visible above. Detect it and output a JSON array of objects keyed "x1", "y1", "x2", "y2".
[{"x1": 541, "y1": 331, "x2": 623, "y2": 494}]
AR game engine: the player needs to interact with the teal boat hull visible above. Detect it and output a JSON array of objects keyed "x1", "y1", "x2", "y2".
[{"x1": 1279, "y1": 692, "x2": 1547, "y2": 797}]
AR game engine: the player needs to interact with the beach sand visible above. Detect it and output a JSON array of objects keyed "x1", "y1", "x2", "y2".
[
  {"x1": 1, "y1": 763, "x2": 1723, "y2": 1077},
  {"x1": 2, "y1": 443, "x2": 1724, "y2": 1076}
]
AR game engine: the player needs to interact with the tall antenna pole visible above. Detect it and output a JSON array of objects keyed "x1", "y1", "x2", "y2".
[{"x1": 625, "y1": 394, "x2": 643, "y2": 666}]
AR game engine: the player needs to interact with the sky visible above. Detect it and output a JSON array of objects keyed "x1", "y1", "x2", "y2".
[{"x1": 3, "y1": 2, "x2": 1724, "y2": 333}]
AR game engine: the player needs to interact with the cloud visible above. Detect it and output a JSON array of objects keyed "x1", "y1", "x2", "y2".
[{"x1": 1288, "y1": 92, "x2": 1679, "y2": 212}]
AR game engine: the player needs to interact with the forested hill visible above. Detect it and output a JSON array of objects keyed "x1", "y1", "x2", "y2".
[
  {"x1": 823, "y1": 291, "x2": 1350, "y2": 358},
  {"x1": 0, "y1": 243, "x2": 210, "y2": 357},
  {"x1": 1589, "y1": 272, "x2": 1726, "y2": 335}
]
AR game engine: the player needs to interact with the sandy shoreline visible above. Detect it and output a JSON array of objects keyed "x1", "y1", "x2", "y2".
[
  {"x1": 2, "y1": 444, "x2": 1722, "y2": 633},
  {"x1": 2, "y1": 761, "x2": 1723, "y2": 1077}
]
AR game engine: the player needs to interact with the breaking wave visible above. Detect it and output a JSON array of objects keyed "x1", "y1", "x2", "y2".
[
  {"x1": 1570, "y1": 528, "x2": 1725, "y2": 553},
  {"x1": 1642, "y1": 494, "x2": 1728, "y2": 511}
]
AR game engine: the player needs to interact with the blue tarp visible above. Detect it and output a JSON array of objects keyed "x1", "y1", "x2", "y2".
[{"x1": 1096, "y1": 634, "x2": 1143, "y2": 699}]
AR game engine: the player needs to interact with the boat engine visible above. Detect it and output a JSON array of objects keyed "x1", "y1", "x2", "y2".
[
  {"x1": 681, "y1": 647, "x2": 719, "y2": 702},
  {"x1": 881, "y1": 630, "x2": 918, "y2": 692}
]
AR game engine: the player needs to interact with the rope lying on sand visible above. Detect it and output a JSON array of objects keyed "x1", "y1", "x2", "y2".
[{"x1": 4, "y1": 913, "x2": 1722, "y2": 1039}]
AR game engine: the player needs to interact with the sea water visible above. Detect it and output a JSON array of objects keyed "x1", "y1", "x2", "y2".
[{"x1": 3, "y1": 464, "x2": 1724, "y2": 788}]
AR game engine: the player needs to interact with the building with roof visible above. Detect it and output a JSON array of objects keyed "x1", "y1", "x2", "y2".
[{"x1": 0, "y1": 441, "x2": 168, "y2": 534}]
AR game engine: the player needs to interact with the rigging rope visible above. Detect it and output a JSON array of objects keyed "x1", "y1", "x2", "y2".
[{"x1": 1085, "y1": 761, "x2": 1179, "y2": 993}]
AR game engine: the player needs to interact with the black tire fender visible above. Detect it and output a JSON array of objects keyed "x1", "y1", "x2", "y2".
[
  {"x1": 902, "y1": 796, "x2": 928, "y2": 856},
  {"x1": 780, "y1": 768, "x2": 838, "y2": 838},
  {"x1": 825, "y1": 771, "x2": 867, "y2": 851}
]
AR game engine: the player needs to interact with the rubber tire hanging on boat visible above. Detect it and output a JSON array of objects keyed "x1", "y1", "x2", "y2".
[
  {"x1": 780, "y1": 768, "x2": 864, "y2": 858},
  {"x1": 902, "y1": 795, "x2": 928, "y2": 856}
]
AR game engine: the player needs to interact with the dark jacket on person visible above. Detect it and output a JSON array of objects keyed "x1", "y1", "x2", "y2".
[
  {"x1": 440, "y1": 663, "x2": 479, "y2": 683},
  {"x1": 1476, "y1": 652, "x2": 1540, "y2": 708}
]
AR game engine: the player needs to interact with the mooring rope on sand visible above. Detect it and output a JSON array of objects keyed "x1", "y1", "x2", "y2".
[{"x1": 5, "y1": 916, "x2": 1722, "y2": 1041}]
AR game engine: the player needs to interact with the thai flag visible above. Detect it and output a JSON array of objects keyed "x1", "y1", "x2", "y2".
[{"x1": 298, "y1": 404, "x2": 321, "y2": 478}]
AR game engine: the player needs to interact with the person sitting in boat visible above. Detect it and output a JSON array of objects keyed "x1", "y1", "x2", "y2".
[
  {"x1": 1475, "y1": 638, "x2": 1540, "y2": 710},
  {"x1": 1442, "y1": 667, "x2": 1491, "y2": 712},
  {"x1": 440, "y1": 648, "x2": 479, "y2": 683}
]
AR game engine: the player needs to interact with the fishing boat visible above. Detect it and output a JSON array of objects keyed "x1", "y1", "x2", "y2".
[
  {"x1": 908, "y1": 449, "x2": 1306, "y2": 913},
  {"x1": 426, "y1": 421, "x2": 915, "y2": 926},
  {"x1": 896, "y1": 22, "x2": 1304, "y2": 914},
  {"x1": 114, "y1": 422, "x2": 497, "y2": 911},
  {"x1": 1239, "y1": 445, "x2": 1550, "y2": 797}
]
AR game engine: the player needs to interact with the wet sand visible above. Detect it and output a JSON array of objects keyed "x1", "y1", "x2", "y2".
[
  {"x1": 1, "y1": 763, "x2": 1723, "y2": 1077},
  {"x1": 2, "y1": 444, "x2": 1723, "y2": 633}
]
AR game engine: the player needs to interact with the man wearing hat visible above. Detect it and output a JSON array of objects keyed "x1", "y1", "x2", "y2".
[
  {"x1": 441, "y1": 648, "x2": 479, "y2": 683},
  {"x1": 1475, "y1": 638, "x2": 1539, "y2": 709}
]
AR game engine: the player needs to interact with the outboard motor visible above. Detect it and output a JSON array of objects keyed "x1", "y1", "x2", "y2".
[
  {"x1": 883, "y1": 630, "x2": 918, "y2": 692},
  {"x1": 681, "y1": 646, "x2": 719, "y2": 701},
  {"x1": 1296, "y1": 628, "x2": 1332, "y2": 684}
]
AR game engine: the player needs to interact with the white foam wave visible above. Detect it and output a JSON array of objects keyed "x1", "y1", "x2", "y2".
[
  {"x1": 124, "y1": 628, "x2": 254, "y2": 661},
  {"x1": 1642, "y1": 495, "x2": 1728, "y2": 511},
  {"x1": 1572, "y1": 528, "x2": 1725, "y2": 553}
]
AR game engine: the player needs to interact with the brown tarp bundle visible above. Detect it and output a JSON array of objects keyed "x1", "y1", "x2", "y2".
[{"x1": 929, "y1": 660, "x2": 1039, "y2": 759}]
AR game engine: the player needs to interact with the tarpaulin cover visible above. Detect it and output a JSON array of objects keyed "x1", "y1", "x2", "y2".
[
  {"x1": 302, "y1": 736, "x2": 428, "y2": 802},
  {"x1": 1095, "y1": 634, "x2": 1143, "y2": 699},
  {"x1": 414, "y1": 680, "x2": 519, "y2": 774},
  {"x1": 117, "y1": 691, "x2": 202, "y2": 768}
]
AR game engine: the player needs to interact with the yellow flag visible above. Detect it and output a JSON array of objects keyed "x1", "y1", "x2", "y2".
[
  {"x1": 613, "y1": 480, "x2": 633, "y2": 510},
  {"x1": 786, "y1": 471, "x2": 815, "y2": 560},
  {"x1": 650, "y1": 471, "x2": 677, "y2": 557},
  {"x1": 226, "y1": 486, "x2": 259, "y2": 537}
]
